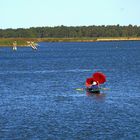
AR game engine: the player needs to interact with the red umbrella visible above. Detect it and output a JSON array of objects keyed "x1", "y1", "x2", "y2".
[
  {"x1": 92, "y1": 72, "x2": 106, "y2": 84},
  {"x1": 85, "y1": 77, "x2": 94, "y2": 87}
]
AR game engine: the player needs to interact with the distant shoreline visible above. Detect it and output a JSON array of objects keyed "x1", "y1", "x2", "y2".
[{"x1": 0, "y1": 37, "x2": 140, "y2": 46}]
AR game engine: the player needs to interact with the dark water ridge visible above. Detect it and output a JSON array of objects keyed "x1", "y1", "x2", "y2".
[{"x1": 0, "y1": 41, "x2": 140, "y2": 140}]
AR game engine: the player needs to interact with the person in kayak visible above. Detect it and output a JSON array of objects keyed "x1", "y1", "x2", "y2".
[
  {"x1": 85, "y1": 72, "x2": 107, "y2": 94},
  {"x1": 87, "y1": 81, "x2": 100, "y2": 94}
]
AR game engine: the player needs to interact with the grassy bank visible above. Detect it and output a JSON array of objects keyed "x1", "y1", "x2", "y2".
[
  {"x1": 0, "y1": 38, "x2": 40, "y2": 46},
  {"x1": 0, "y1": 37, "x2": 140, "y2": 46}
]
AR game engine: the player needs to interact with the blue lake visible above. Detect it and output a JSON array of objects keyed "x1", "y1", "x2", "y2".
[{"x1": 0, "y1": 41, "x2": 140, "y2": 140}]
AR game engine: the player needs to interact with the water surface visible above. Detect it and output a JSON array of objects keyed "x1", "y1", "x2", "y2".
[{"x1": 0, "y1": 41, "x2": 140, "y2": 140}]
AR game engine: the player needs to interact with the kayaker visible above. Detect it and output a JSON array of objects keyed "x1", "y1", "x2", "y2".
[
  {"x1": 85, "y1": 72, "x2": 107, "y2": 94},
  {"x1": 90, "y1": 81, "x2": 99, "y2": 89},
  {"x1": 87, "y1": 81, "x2": 100, "y2": 94}
]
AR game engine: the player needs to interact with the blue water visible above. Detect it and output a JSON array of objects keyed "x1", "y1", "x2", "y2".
[{"x1": 0, "y1": 41, "x2": 140, "y2": 140}]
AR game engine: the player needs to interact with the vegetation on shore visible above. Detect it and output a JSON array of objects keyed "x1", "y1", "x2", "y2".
[
  {"x1": 0, "y1": 38, "x2": 40, "y2": 46},
  {"x1": 1, "y1": 25, "x2": 140, "y2": 38},
  {"x1": 1, "y1": 24, "x2": 140, "y2": 46},
  {"x1": 0, "y1": 37, "x2": 140, "y2": 46}
]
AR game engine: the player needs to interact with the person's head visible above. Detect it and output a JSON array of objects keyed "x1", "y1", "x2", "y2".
[{"x1": 92, "y1": 81, "x2": 97, "y2": 85}]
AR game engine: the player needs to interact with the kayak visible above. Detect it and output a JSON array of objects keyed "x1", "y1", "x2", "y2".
[{"x1": 86, "y1": 87, "x2": 100, "y2": 94}]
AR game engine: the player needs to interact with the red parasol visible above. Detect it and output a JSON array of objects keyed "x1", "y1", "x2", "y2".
[
  {"x1": 92, "y1": 72, "x2": 106, "y2": 84},
  {"x1": 85, "y1": 77, "x2": 94, "y2": 87}
]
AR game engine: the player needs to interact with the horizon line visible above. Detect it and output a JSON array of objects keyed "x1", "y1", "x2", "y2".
[{"x1": 1, "y1": 24, "x2": 140, "y2": 30}]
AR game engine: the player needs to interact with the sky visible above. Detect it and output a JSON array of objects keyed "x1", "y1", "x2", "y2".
[{"x1": 0, "y1": 0, "x2": 140, "y2": 29}]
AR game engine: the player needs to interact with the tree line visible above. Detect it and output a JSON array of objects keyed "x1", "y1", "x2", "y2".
[{"x1": 0, "y1": 24, "x2": 140, "y2": 38}]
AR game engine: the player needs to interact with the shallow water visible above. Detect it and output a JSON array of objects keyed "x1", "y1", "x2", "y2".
[{"x1": 0, "y1": 41, "x2": 140, "y2": 139}]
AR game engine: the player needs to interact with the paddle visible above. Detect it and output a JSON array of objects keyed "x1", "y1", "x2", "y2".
[{"x1": 76, "y1": 88, "x2": 110, "y2": 92}]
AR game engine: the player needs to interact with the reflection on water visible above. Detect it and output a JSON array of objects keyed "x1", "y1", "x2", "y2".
[{"x1": 86, "y1": 92, "x2": 106, "y2": 101}]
